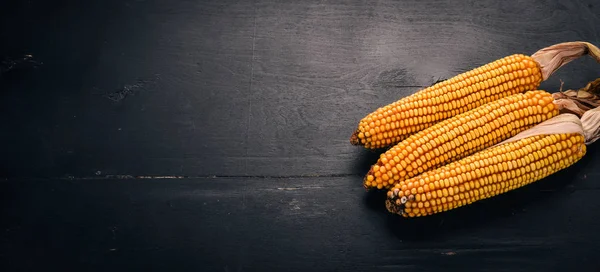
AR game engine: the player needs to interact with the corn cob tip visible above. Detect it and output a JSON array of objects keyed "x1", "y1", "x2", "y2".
[
  {"x1": 385, "y1": 187, "x2": 411, "y2": 216},
  {"x1": 385, "y1": 199, "x2": 402, "y2": 215},
  {"x1": 363, "y1": 168, "x2": 377, "y2": 190},
  {"x1": 350, "y1": 130, "x2": 361, "y2": 145}
]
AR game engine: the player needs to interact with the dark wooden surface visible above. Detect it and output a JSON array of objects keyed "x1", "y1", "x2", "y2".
[{"x1": 1, "y1": 0, "x2": 600, "y2": 271}]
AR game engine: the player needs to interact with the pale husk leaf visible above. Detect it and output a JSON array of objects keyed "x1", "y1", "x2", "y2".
[
  {"x1": 581, "y1": 107, "x2": 600, "y2": 144},
  {"x1": 553, "y1": 98, "x2": 588, "y2": 116},
  {"x1": 531, "y1": 41, "x2": 600, "y2": 81},
  {"x1": 495, "y1": 114, "x2": 583, "y2": 146},
  {"x1": 552, "y1": 77, "x2": 600, "y2": 116}
]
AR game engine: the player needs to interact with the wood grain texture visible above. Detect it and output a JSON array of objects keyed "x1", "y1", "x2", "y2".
[
  {"x1": 2, "y1": 156, "x2": 600, "y2": 271},
  {"x1": 1, "y1": 0, "x2": 257, "y2": 177},
  {"x1": 2, "y1": 0, "x2": 599, "y2": 177},
  {"x1": 2, "y1": 0, "x2": 600, "y2": 270}
]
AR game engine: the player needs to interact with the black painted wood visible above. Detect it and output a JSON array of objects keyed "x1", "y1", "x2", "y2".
[
  {"x1": 1, "y1": 0, "x2": 600, "y2": 271},
  {"x1": 2, "y1": 0, "x2": 599, "y2": 177},
  {"x1": 2, "y1": 157, "x2": 600, "y2": 271}
]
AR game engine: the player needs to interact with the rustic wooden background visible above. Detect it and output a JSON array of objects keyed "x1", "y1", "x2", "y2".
[{"x1": 1, "y1": 0, "x2": 600, "y2": 271}]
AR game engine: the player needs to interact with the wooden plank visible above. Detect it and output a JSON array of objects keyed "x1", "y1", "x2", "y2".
[
  {"x1": 2, "y1": 0, "x2": 600, "y2": 271},
  {"x1": 1, "y1": 0, "x2": 599, "y2": 177},
  {"x1": 1, "y1": 174, "x2": 599, "y2": 271},
  {"x1": 0, "y1": 0, "x2": 256, "y2": 177}
]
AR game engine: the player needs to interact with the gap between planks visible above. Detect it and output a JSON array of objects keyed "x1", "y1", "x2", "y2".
[{"x1": 0, "y1": 174, "x2": 362, "y2": 181}]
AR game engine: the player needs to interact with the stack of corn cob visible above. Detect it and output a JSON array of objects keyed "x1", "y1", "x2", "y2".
[{"x1": 351, "y1": 41, "x2": 600, "y2": 217}]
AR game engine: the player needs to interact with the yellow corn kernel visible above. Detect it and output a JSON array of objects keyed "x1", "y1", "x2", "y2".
[
  {"x1": 351, "y1": 54, "x2": 542, "y2": 149},
  {"x1": 385, "y1": 133, "x2": 586, "y2": 217},
  {"x1": 363, "y1": 90, "x2": 559, "y2": 190}
]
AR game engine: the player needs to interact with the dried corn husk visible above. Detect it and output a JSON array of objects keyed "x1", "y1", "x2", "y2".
[
  {"x1": 495, "y1": 114, "x2": 584, "y2": 146},
  {"x1": 532, "y1": 41, "x2": 600, "y2": 80},
  {"x1": 581, "y1": 107, "x2": 600, "y2": 144},
  {"x1": 553, "y1": 77, "x2": 600, "y2": 116}
]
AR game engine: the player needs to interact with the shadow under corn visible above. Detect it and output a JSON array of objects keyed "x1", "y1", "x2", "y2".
[
  {"x1": 353, "y1": 148, "x2": 383, "y2": 172},
  {"x1": 372, "y1": 144, "x2": 598, "y2": 242}
]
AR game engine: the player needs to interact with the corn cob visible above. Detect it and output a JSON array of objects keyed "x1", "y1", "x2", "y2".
[
  {"x1": 385, "y1": 132, "x2": 586, "y2": 217},
  {"x1": 351, "y1": 41, "x2": 600, "y2": 149},
  {"x1": 364, "y1": 90, "x2": 559, "y2": 190},
  {"x1": 384, "y1": 91, "x2": 600, "y2": 218}
]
